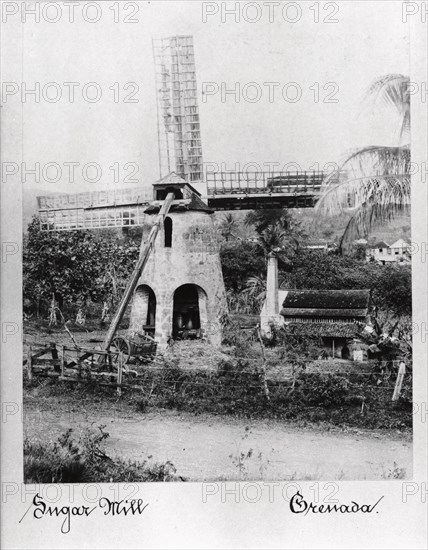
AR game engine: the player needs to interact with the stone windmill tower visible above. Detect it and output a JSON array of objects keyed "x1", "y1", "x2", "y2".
[
  {"x1": 128, "y1": 172, "x2": 227, "y2": 347},
  {"x1": 37, "y1": 34, "x2": 324, "y2": 354},
  {"x1": 38, "y1": 35, "x2": 227, "y2": 351}
]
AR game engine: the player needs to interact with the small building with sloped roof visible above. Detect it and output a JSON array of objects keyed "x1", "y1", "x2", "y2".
[
  {"x1": 260, "y1": 254, "x2": 375, "y2": 360},
  {"x1": 279, "y1": 289, "x2": 373, "y2": 359}
]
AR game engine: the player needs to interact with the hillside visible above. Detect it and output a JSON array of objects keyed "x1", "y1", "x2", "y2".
[{"x1": 213, "y1": 208, "x2": 411, "y2": 246}]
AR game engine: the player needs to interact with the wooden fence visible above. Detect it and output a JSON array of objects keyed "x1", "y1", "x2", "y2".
[
  {"x1": 24, "y1": 343, "x2": 128, "y2": 395},
  {"x1": 24, "y1": 342, "x2": 410, "y2": 402}
]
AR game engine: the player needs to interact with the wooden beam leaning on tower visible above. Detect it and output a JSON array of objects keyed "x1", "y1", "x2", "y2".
[{"x1": 100, "y1": 192, "x2": 176, "y2": 353}]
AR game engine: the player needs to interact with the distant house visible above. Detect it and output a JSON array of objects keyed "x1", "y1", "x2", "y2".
[
  {"x1": 304, "y1": 240, "x2": 329, "y2": 251},
  {"x1": 366, "y1": 239, "x2": 411, "y2": 265},
  {"x1": 389, "y1": 238, "x2": 412, "y2": 263},
  {"x1": 353, "y1": 238, "x2": 368, "y2": 246},
  {"x1": 303, "y1": 240, "x2": 338, "y2": 253}
]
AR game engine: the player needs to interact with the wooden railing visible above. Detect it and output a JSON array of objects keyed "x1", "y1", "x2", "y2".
[
  {"x1": 206, "y1": 171, "x2": 325, "y2": 196},
  {"x1": 24, "y1": 343, "x2": 128, "y2": 395}
]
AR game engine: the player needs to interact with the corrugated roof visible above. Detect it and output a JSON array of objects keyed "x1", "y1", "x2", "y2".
[
  {"x1": 281, "y1": 289, "x2": 371, "y2": 310},
  {"x1": 281, "y1": 307, "x2": 368, "y2": 318},
  {"x1": 283, "y1": 322, "x2": 358, "y2": 338}
]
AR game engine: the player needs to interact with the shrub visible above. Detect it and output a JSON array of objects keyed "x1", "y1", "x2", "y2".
[
  {"x1": 24, "y1": 425, "x2": 183, "y2": 483},
  {"x1": 221, "y1": 315, "x2": 258, "y2": 347},
  {"x1": 130, "y1": 353, "x2": 413, "y2": 430},
  {"x1": 295, "y1": 372, "x2": 350, "y2": 408},
  {"x1": 136, "y1": 356, "x2": 270, "y2": 416}
]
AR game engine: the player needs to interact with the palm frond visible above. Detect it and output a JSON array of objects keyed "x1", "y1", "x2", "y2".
[
  {"x1": 339, "y1": 200, "x2": 411, "y2": 247},
  {"x1": 400, "y1": 108, "x2": 411, "y2": 141},
  {"x1": 365, "y1": 74, "x2": 410, "y2": 110},
  {"x1": 316, "y1": 145, "x2": 411, "y2": 217},
  {"x1": 362, "y1": 74, "x2": 410, "y2": 142},
  {"x1": 316, "y1": 74, "x2": 411, "y2": 247}
]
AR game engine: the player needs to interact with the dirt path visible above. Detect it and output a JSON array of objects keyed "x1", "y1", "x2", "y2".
[{"x1": 24, "y1": 406, "x2": 411, "y2": 480}]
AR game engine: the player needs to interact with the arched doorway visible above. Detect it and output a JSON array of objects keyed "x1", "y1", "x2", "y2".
[
  {"x1": 172, "y1": 284, "x2": 207, "y2": 339},
  {"x1": 131, "y1": 285, "x2": 156, "y2": 337}
]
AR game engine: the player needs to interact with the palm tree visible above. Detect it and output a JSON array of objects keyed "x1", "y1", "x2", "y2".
[
  {"x1": 316, "y1": 74, "x2": 411, "y2": 248},
  {"x1": 241, "y1": 275, "x2": 266, "y2": 314},
  {"x1": 241, "y1": 221, "x2": 301, "y2": 313},
  {"x1": 219, "y1": 212, "x2": 240, "y2": 242},
  {"x1": 241, "y1": 271, "x2": 291, "y2": 313},
  {"x1": 245, "y1": 208, "x2": 305, "y2": 259},
  {"x1": 364, "y1": 74, "x2": 410, "y2": 142},
  {"x1": 241, "y1": 209, "x2": 306, "y2": 313}
]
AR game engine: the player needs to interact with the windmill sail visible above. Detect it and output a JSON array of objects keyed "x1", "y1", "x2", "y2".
[
  {"x1": 37, "y1": 186, "x2": 154, "y2": 231},
  {"x1": 152, "y1": 35, "x2": 203, "y2": 183},
  {"x1": 37, "y1": 173, "x2": 200, "y2": 231}
]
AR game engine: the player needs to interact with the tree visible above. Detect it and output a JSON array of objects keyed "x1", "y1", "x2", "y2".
[
  {"x1": 240, "y1": 275, "x2": 266, "y2": 314},
  {"x1": 23, "y1": 217, "x2": 140, "y2": 317},
  {"x1": 352, "y1": 243, "x2": 368, "y2": 261},
  {"x1": 316, "y1": 74, "x2": 411, "y2": 247},
  {"x1": 284, "y1": 249, "x2": 356, "y2": 290},
  {"x1": 372, "y1": 264, "x2": 411, "y2": 316},
  {"x1": 219, "y1": 212, "x2": 239, "y2": 242},
  {"x1": 245, "y1": 208, "x2": 305, "y2": 266},
  {"x1": 245, "y1": 209, "x2": 294, "y2": 234},
  {"x1": 220, "y1": 241, "x2": 266, "y2": 292}
]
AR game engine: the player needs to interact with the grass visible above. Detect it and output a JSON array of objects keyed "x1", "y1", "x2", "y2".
[{"x1": 24, "y1": 424, "x2": 185, "y2": 483}]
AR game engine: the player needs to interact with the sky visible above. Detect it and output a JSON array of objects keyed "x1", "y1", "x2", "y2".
[{"x1": 2, "y1": 0, "x2": 410, "y2": 195}]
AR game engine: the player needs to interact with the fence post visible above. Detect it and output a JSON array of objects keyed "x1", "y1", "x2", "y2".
[
  {"x1": 392, "y1": 361, "x2": 406, "y2": 401},
  {"x1": 60, "y1": 345, "x2": 65, "y2": 378},
  {"x1": 256, "y1": 326, "x2": 270, "y2": 401},
  {"x1": 51, "y1": 343, "x2": 59, "y2": 373},
  {"x1": 77, "y1": 354, "x2": 82, "y2": 379},
  {"x1": 27, "y1": 345, "x2": 33, "y2": 381},
  {"x1": 117, "y1": 352, "x2": 123, "y2": 397}
]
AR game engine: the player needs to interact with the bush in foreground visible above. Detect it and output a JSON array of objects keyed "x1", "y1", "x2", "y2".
[{"x1": 24, "y1": 425, "x2": 183, "y2": 483}]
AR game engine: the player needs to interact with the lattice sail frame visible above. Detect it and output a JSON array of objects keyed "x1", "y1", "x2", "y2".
[
  {"x1": 38, "y1": 187, "x2": 153, "y2": 231},
  {"x1": 152, "y1": 35, "x2": 203, "y2": 183}
]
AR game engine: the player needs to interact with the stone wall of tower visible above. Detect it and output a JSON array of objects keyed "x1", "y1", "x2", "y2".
[{"x1": 129, "y1": 209, "x2": 227, "y2": 347}]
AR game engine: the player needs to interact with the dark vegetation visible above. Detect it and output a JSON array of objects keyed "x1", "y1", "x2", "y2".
[
  {"x1": 23, "y1": 218, "x2": 143, "y2": 318},
  {"x1": 133, "y1": 361, "x2": 411, "y2": 430},
  {"x1": 220, "y1": 241, "x2": 266, "y2": 292},
  {"x1": 24, "y1": 424, "x2": 182, "y2": 483}
]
